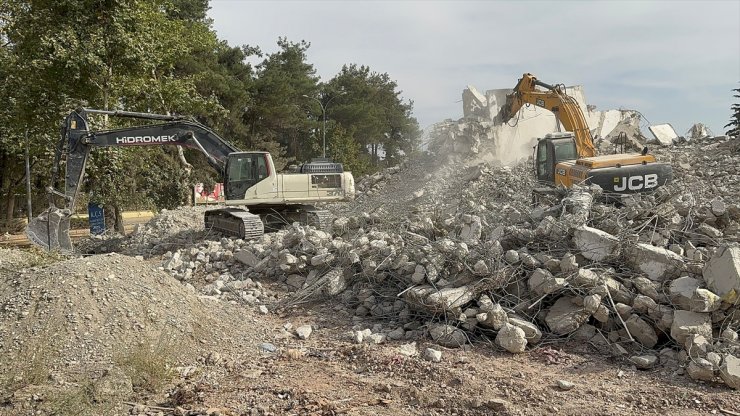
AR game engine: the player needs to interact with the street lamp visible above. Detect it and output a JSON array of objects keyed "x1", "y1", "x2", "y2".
[{"x1": 302, "y1": 93, "x2": 342, "y2": 158}]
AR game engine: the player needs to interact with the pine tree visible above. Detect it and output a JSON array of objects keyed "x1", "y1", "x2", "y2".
[{"x1": 726, "y1": 87, "x2": 740, "y2": 137}]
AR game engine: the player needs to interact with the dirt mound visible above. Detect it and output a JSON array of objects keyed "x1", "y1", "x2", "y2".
[{"x1": 0, "y1": 253, "x2": 238, "y2": 383}]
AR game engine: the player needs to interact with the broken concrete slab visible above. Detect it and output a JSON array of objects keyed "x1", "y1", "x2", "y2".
[
  {"x1": 703, "y1": 244, "x2": 740, "y2": 300},
  {"x1": 719, "y1": 354, "x2": 740, "y2": 389},
  {"x1": 625, "y1": 243, "x2": 685, "y2": 281},
  {"x1": 573, "y1": 226, "x2": 620, "y2": 261},
  {"x1": 669, "y1": 276, "x2": 700, "y2": 311},
  {"x1": 429, "y1": 324, "x2": 468, "y2": 348},
  {"x1": 648, "y1": 123, "x2": 679, "y2": 145},
  {"x1": 625, "y1": 314, "x2": 658, "y2": 348},
  {"x1": 545, "y1": 296, "x2": 590, "y2": 335},
  {"x1": 528, "y1": 268, "x2": 567, "y2": 297},
  {"x1": 670, "y1": 310, "x2": 712, "y2": 345},
  {"x1": 507, "y1": 316, "x2": 543, "y2": 344}
]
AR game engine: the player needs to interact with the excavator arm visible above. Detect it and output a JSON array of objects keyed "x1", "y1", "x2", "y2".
[
  {"x1": 499, "y1": 73, "x2": 596, "y2": 158},
  {"x1": 27, "y1": 108, "x2": 240, "y2": 251}
]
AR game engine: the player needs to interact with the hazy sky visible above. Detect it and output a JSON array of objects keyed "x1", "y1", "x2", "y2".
[{"x1": 208, "y1": 0, "x2": 740, "y2": 136}]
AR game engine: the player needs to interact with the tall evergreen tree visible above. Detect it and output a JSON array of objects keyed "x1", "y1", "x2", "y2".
[{"x1": 726, "y1": 87, "x2": 740, "y2": 137}]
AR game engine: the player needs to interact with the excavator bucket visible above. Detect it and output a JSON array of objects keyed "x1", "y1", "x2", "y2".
[{"x1": 26, "y1": 207, "x2": 73, "y2": 252}]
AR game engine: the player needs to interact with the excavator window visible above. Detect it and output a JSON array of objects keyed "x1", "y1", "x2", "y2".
[{"x1": 554, "y1": 141, "x2": 578, "y2": 162}]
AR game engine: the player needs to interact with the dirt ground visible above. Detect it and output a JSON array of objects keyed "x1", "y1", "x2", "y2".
[{"x1": 1, "y1": 253, "x2": 737, "y2": 416}]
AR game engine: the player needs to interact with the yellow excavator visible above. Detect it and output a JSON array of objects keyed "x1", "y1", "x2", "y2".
[{"x1": 499, "y1": 73, "x2": 672, "y2": 194}]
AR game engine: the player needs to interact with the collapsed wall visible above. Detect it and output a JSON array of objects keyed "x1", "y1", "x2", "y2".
[{"x1": 426, "y1": 84, "x2": 645, "y2": 165}]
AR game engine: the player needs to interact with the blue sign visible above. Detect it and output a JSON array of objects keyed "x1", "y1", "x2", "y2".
[{"x1": 88, "y1": 203, "x2": 105, "y2": 235}]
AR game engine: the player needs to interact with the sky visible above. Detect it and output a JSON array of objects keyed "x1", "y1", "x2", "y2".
[{"x1": 208, "y1": 0, "x2": 740, "y2": 137}]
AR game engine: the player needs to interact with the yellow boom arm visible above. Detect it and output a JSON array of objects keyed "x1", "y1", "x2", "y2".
[{"x1": 500, "y1": 73, "x2": 596, "y2": 158}]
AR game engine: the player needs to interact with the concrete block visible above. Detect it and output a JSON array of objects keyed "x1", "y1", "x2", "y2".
[
  {"x1": 495, "y1": 323, "x2": 527, "y2": 353},
  {"x1": 703, "y1": 244, "x2": 740, "y2": 300},
  {"x1": 573, "y1": 226, "x2": 620, "y2": 261},
  {"x1": 720, "y1": 354, "x2": 740, "y2": 389},
  {"x1": 625, "y1": 314, "x2": 658, "y2": 348},
  {"x1": 626, "y1": 243, "x2": 686, "y2": 281},
  {"x1": 545, "y1": 296, "x2": 590, "y2": 335},
  {"x1": 670, "y1": 310, "x2": 712, "y2": 345},
  {"x1": 528, "y1": 268, "x2": 566, "y2": 297},
  {"x1": 668, "y1": 276, "x2": 700, "y2": 310}
]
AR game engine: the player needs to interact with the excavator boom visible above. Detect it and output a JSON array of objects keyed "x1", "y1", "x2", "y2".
[
  {"x1": 500, "y1": 73, "x2": 596, "y2": 158},
  {"x1": 27, "y1": 108, "x2": 242, "y2": 252}
]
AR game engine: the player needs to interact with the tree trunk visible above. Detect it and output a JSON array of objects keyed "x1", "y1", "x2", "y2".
[{"x1": 114, "y1": 204, "x2": 124, "y2": 234}]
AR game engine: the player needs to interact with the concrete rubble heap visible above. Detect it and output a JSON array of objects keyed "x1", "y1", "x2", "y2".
[
  {"x1": 133, "y1": 85, "x2": 740, "y2": 389},
  {"x1": 158, "y1": 149, "x2": 740, "y2": 389}
]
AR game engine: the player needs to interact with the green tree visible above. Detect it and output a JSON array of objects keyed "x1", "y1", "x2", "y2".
[
  {"x1": 326, "y1": 64, "x2": 420, "y2": 167},
  {"x1": 2, "y1": 0, "x2": 221, "y2": 230},
  {"x1": 726, "y1": 87, "x2": 740, "y2": 137},
  {"x1": 247, "y1": 38, "x2": 319, "y2": 162}
]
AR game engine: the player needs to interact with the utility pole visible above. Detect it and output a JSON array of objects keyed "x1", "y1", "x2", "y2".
[
  {"x1": 302, "y1": 93, "x2": 343, "y2": 158},
  {"x1": 25, "y1": 128, "x2": 32, "y2": 222}
]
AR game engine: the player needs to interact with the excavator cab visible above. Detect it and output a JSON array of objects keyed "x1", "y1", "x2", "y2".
[
  {"x1": 224, "y1": 152, "x2": 272, "y2": 200},
  {"x1": 535, "y1": 132, "x2": 578, "y2": 185}
]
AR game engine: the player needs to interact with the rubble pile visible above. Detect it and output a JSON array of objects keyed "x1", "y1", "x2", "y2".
[{"x1": 159, "y1": 167, "x2": 740, "y2": 388}]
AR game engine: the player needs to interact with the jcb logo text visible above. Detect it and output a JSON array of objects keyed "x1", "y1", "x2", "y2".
[{"x1": 613, "y1": 174, "x2": 658, "y2": 191}]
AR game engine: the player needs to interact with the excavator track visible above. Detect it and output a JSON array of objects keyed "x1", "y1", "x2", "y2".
[{"x1": 204, "y1": 208, "x2": 264, "y2": 240}]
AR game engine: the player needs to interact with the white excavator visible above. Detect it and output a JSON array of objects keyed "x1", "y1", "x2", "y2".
[{"x1": 27, "y1": 108, "x2": 355, "y2": 252}]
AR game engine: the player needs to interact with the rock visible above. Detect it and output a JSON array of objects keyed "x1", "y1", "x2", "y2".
[
  {"x1": 367, "y1": 333, "x2": 386, "y2": 344},
  {"x1": 560, "y1": 253, "x2": 579, "y2": 273},
  {"x1": 234, "y1": 249, "x2": 259, "y2": 267},
  {"x1": 625, "y1": 314, "x2": 658, "y2": 348},
  {"x1": 626, "y1": 243, "x2": 685, "y2": 281},
  {"x1": 669, "y1": 276, "x2": 700, "y2": 310},
  {"x1": 323, "y1": 268, "x2": 347, "y2": 296},
  {"x1": 690, "y1": 288, "x2": 721, "y2": 313},
  {"x1": 687, "y1": 358, "x2": 715, "y2": 381},
  {"x1": 545, "y1": 297, "x2": 590, "y2": 335},
  {"x1": 632, "y1": 294, "x2": 658, "y2": 315},
  {"x1": 426, "y1": 286, "x2": 475, "y2": 313},
  {"x1": 670, "y1": 310, "x2": 712, "y2": 345},
  {"x1": 411, "y1": 265, "x2": 426, "y2": 284},
  {"x1": 429, "y1": 324, "x2": 468, "y2": 348},
  {"x1": 719, "y1": 354, "x2": 740, "y2": 389},
  {"x1": 630, "y1": 355, "x2": 658, "y2": 369},
  {"x1": 387, "y1": 327, "x2": 406, "y2": 341},
  {"x1": 583, "y1": 294, "x2": 601, "y2": 314},
  {"x1": 703, "y1": 244, "x2": 740, "y2": 299},
  {"x1": 711, "y1": 197, "x2": 727, "y2": 217},
  {"x1": 353, "y1": 329, "x2": 372, "y2": 344},
  {"x1": 722, "y1": 328, "x2": 739, "y2": 342},
  {"x1": 398, "y1": 342, "x2": 418, "y2": 357},
  {"x1": 495, "y1": 323, "x2": 527, "y2": 353},
  {"x1": 258, "y1": 343, "x2": 278, "y2": 353},
  {"x1": 311, "y1": 253, "x2": 335, "y2": 266},
  {"x1": 507, "y1": 317, "x2": 542, "y2": 344},
  {"x1": 684, "y1": 334, "x2": 710, "y2": 358},
  {"x1": 528, "y1": 268, "x2": 567, "y2": 296},
  {"x1": 258, "y1": 305, "x2": 269, "y2": 314},
  {"x1": 423, "y1": 347, "x2": 442, "y2": 362},
  {"x1": 556, "y1": 380, "x2": 575, "y2": 391},
  {"x1": 504, "y1": 250, "x2": 520, "y2": 264},
  {"x1": 296, "y1": 325, "x2": 313, "y2": 340},
  {"x1": 476, "y1": 303, "x2": 508, "y2": 330},
  {"x1": 473, "y1": 260, "x2": 489, "y2": 275},
  {"x1": 573, "y1": 226, "x2": 620, "y2": 261}
]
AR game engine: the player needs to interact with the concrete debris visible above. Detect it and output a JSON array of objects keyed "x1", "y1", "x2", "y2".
[
  {"x1": 648, "y1": 124, "x2": 679, "y2": 145},
  {"x1": 85, "y1": 124, "x2": 740, "y2": 391},
  {"x1": 423, "y1": 347, "x2": 442, "y2": 362},
  {"x1": 429, "y1": 324, "x2": 468, "y2": 348},
  {"x1": 671, "y1": 311, "x2": 712, "y2": 345},
  {"x1": 556, "y1": 380, "x2": 575, "y2": 391},
  {"x1": 295, "y1": 325, "x2": 313, "y2": 340},
  {"x1": 495, "y1": 323, "x2": 527, "y2": 353},
  {"x1": 545, "y1": 297, "x2": 590, "y2": 335},
  {"x1": 719, "y1": 355, "x2": 740, "y2": 389},
  {"x1": 630, "y1": 355, "x2": 658, "y2": 369},
  {"x1": 398, "y1": 342, "x2": 418, "y2": 357},
  {"x1": 687, "y1": 358, "x2": 715, "y2": 381},
  {"x1": 703, "y1": 244, "x2": 740, "y2": 300}
]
